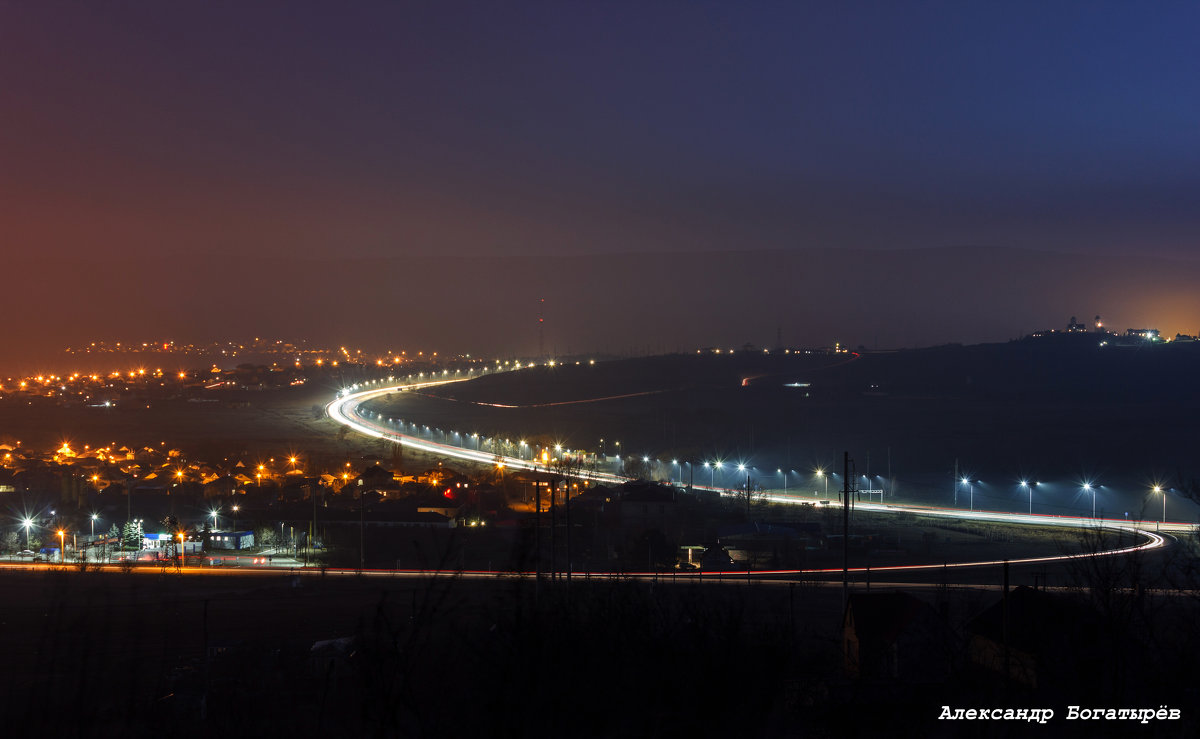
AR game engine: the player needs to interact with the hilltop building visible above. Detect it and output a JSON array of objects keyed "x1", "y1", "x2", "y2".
[{"x1": 1124, "y1": 328, "x2": 1160, "y2": 341}]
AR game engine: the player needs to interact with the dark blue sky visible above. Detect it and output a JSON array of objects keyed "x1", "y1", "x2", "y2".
[{"x1": 3, "y1": 1, "x2": 1197, "y2": 260}]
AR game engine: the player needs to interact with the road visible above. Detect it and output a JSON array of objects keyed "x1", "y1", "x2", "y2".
[
  {"x1": 4, "y1": 374, "x2": 1166, "y2": 582},
  {"x1": 323, "y1": 378, "x2": 1174, "y2": 577}
]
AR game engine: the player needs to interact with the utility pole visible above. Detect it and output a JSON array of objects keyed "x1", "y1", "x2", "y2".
[
  {"x1": 311, "y1": 483, "x2": 318, "y2": 566},
  {"x1": 1003, "y1": 560, "x2": 1011, "y2": 686},
  {"x1": 842, "y1": 451, "x2": 852, "y2": 609},
  {"x1": 886, "y1": 446, "x2": 891, "y2": 499},
  {"x1": 864, "y1": 451, "x2": 870, "y2": 503},
  {"x1": 550, "y1": 476, "x2": 558, "y2": 581},
  {"x1": 565, "y1": 471, "x2": 572, "y2": 586},
  {"x1": 534, "y1": 478, "x2": 542, "y2": 602},
  {"x1": 538, "y1": 297, "x2": 545, "y2": 359}
]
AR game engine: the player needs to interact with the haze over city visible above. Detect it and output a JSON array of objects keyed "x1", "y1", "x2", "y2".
[{"x1": 3, "y1": 1, "x2": 1199, "y2": 371}]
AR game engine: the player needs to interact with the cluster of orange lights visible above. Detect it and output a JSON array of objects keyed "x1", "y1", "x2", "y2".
[
  {"x1": 7, "y1": 346, "x2": 478, "y2": 393},
  {"x1": 5, "y1": 368, "x2": 179, "y2": 388}
]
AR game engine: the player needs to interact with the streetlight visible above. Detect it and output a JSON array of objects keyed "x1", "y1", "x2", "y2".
[
  {"x1": 22, "y1": 518, "x2": 32, "y2": 549},
  {"x1": 90, "y1": 513, "x2": 98, "y2": 539},
  {"x1": 1020, "y1": 480, "x2": 1030, "y2": 515},
  {"x1": 57, "y1": 530, "x2": 65, "y2": 564},
  {"x1": 1082, "y1": 483, "x2": 1094, "y2": 518},
  {"x1": 961, "y1": 477, "x2": 974, "y2": 512},
  {"x1": 816, "y1": 469, "x2": 827, "y2": 498},
  {"x1": 1153, "y1": 485, "x2": 1165, "y2": 524}
]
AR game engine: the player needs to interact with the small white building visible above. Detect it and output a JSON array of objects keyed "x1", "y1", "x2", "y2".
[{"x1": 209, "y1": 530, "x2": 255, "y2": 550}]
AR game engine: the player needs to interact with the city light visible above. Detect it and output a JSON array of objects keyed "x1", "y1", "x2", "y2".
[{"x1": 1153, "y1": 485, "x2": 1166, "y2": 524}]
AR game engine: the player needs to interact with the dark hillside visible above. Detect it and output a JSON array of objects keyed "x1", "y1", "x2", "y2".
[{"x1": 372, "y1": 339, "x2": 1200, "y2": 517}]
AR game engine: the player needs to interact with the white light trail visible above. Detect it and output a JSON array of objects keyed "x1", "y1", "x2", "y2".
[{"x1": 327, "y1": 380, "x2": 1171, "y2": 576}]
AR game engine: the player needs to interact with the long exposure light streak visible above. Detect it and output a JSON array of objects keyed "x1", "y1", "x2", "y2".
[{"x1": 325, "y1": 380, "x2": 1169, "y2": 578}]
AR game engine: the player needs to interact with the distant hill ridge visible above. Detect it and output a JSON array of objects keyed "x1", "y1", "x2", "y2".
[{"x1": 3, "y1": 246, "x2": 1198, "y2": 375}]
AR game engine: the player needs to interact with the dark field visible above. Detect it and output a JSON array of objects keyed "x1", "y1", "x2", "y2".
[
  {"x1": 0, "y1": 568, "x2": 852, "y2": 735},
  {"x1": 0, "y1": 385, "x2": 379, "y2": 464},
  {"x1": 368, "y1": 340, "x2": 1200, "y2": 521},
  {"x1": 5, "y1": 547, "x2": 1200, "y2": 738}
]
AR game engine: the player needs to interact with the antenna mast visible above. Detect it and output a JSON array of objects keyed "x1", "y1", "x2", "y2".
[{"x1": 538, "y1": 297, "x2": 545, "y2": 359}]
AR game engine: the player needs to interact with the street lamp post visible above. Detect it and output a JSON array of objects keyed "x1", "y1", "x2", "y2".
[
  {"x1": 57, "y1": 530, "x2": 65, "y2": 564},
  {"x1": 22, "y1": 518, "x2": 31, "y2": 549},
  {"x1": 90, "y1": 514, "x2": 97, "y2": 539},
  {"x1": 1153, "y1": 486, "x2": 1165, "y2": 524},
  {"x1": 961, "y1": 478, "x2": 974, "y2": 512},
  {"x1": 1020, "y1": 481, "x2": 1030, "y2": 515},
  {"x1": 1082, "y1": 483, "x2": 1094, "y2": 518}
]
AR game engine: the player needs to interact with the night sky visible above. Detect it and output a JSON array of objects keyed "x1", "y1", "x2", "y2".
[{"x1": 2, "y1": 2, "x2": 1198, "y2": 367}]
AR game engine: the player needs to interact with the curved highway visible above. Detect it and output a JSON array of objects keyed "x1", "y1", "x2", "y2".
[{"x1": 326, "y1": 378, "x2": 1172, "y2": 577}]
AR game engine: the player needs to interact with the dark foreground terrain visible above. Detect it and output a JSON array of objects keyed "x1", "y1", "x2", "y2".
[{"x1": 4, "y1": 540, "x2": 1200, "y2": 738}]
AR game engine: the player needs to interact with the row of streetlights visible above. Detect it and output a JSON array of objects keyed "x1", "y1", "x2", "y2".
[
  {"x1": 17, "y1": 517, "x2": 68, "y2": 562},
  {"x1": 351, "y1": 378, "x2": 1179, "y2": 523},
  {"x1": 696, "y1": 461, "x2": 838, "y2": 496},
  {"x1": 15, "y1": 503, "x2": 245, "y2": 561},
  {"x1": 962, "y1": 477, "x2": 1170, "y2": 522}
]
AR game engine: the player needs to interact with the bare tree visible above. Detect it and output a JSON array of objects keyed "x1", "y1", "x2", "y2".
[{"x1": 622, "y1": 457, "x2": 651, "y2": 480}]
